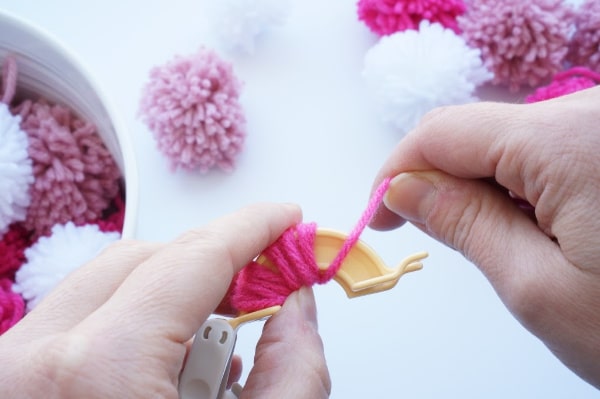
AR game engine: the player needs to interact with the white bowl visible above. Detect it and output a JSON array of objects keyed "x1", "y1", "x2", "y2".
[{"x1": 0, "y1": 10, "x2": 138, "y2": 238}]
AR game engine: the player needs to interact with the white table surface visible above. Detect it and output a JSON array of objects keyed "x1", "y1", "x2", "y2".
[{"x1": 1, "y1": 1, "x2": 597, "y2": 397}]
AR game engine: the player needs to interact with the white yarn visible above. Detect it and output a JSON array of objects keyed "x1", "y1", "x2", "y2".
[
  {"x1": 0, "y1": 103, "x2": 33, "y2": 236},
  {"x1": 13, "y1": 222, "x2": 120, "y2": 311},
  {"x1": 363, "y1": 21, "x2": 492, "y2": 134},
  {"x1": 204, "y1": 0, "x2": 292, "y2": 53}
]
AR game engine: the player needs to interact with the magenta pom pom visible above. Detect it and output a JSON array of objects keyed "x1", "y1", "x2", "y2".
[
  {"x1": 139, "y1": 48, "x2": 246, "y2": 173},
  {"x1": 95, "y1": 193, "x2": 125, "y2": 233},
  {"x1": 0, "y1": 278, "x2": 24, "y2": 334},
  {"x1": 357, "y1": 0, "x2": 466, "y2": 36},
  {"x1": 0, "y1": 224, "x2": 30, "y2": 279},
  {"x1": 459, "y1": 0, "x2": 573, "y2": 92},
  {"x1": 15, "y1": 100, "x2": 121, "y2": 238},
  {"x1": 525, "y1": 66, "x2": 600, "y2": 103},
  {"x1": 568, "y1": 0, "x2": 600, "y2": 73}
]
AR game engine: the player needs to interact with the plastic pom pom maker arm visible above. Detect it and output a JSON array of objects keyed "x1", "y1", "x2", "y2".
[{"x1": 179, "y1": 178, "x2": 428, "y2": 399}]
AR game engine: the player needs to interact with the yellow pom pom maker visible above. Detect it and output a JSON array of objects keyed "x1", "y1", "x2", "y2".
[{"x1": 179, "y1": 228, "x2": 427, "y2": 399}]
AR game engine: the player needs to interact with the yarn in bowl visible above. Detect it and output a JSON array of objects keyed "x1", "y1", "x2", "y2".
[
  {"x1": 0, "y1": 10, "x2": 138, "y2": 327},
  {"x1": 0, "y1": 10, "x2": 138, "y2": 239}
]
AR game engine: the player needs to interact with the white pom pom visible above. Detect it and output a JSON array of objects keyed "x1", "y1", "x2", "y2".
[
  {"x1": 204, "y1": 0, "x2": 292, "y2": 53},
  {"x1": 0, "y1": 103, "x2": 33, "y2": 235},
  {"x1": 13, "y1": 222, "x2": 120, "y2": 311},
  {"x1": 363, "y1": 21, "x2": 492, "y2": 134}
]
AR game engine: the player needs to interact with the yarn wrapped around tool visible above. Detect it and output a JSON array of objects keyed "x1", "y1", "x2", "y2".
[
  {"x1": 226, "y1": 178, "x2": 391, "y2": 314},
  {"x1": 231, "y1": 222, "x2": 335, "y2": 312}
]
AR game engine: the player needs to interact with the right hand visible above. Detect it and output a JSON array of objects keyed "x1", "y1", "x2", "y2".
[{"x1": 370, "y1": 87, "x2": 600, "y2": 388}]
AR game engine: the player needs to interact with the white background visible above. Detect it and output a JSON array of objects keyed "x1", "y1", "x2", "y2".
[{"x1": 1, "y1": 1, "x2": 597, "y2": 397}]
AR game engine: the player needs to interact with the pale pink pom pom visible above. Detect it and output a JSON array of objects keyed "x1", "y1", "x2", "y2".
[
  {"x1": 139, "y1": 48, "x2": 246, "y2": 173},
  {"x1": 525, "y1": 66, "x2": 600, "y2": 103},
  {"x1": 459, "y1": 0, "x2": 573, "y2": 92},
  {"x1": 357, "y1": 0, "x2": 466, "y2": 36},
  {"x1": 568, "y1": 0, "x2": 600, "y2": 73},
  {"x1": 15, "y1": 100, "x2": 121, "y2": 238}
]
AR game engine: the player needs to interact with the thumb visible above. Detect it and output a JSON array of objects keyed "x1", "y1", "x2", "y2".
[
  {"x1": 384, "y1": 171, "x2": 600, "y2": 384},
  {"x1": 241, "y1": 287, "x2": 331, "y2": 399},
  {"x1": 383, "y1": 171, "x2": 568, "y2": 309}
]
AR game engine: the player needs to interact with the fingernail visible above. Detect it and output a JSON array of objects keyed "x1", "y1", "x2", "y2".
[
  {"x1": 384, "y1": 173, "x2": 435, "y2": 224},
  {"x1": 297, "y1": 286, "x2": 318, "y2": 330}
]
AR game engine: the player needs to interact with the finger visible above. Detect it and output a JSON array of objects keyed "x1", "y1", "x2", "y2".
[
  {"x1": 8, "y1": 241, "x2": 162, "y2": 341},
  {"x1": 78, "y1": 203, "x2": 302, "y2": 343},
  {"x1": 382, "y1": 170, "x2": 577, "y2": 308},
  {"x1": 227, "y1": 356, "x2": 242, "y2": 389},
  {"x1": 369, "y1": 95, "x2": 590, "y2": 230},
  {"x1": 242, "y1": 287, "x2": 331, "y2": 399},
  {"x1": 384, "y1": 170, "x2": 600, "y2": 383}
]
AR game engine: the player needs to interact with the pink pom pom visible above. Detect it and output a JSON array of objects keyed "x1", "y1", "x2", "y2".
[
  {"x1": 567, "y1": 0, "x2": 600, "y2": 74},
  {"x1": 525, "y1": 66, "x2": 600, "y2": 103},
  {"x1": 15, "y1": 100, "x2": 121, "y2": 238},
  {"x1": 139, "y1": 48, "x2": 246, "y2": 173},
  {"x1": 94, "y1": 193, "x2": 125, "y2": 233},
  {"x1": 459, "y1": 0, "x2": 574, "y2": 92},
  {"x1": 357, "y1": 0, "x2": 466, "y2": 36},
  {"x1": 0, "y1": 278, "x2": 24, "y2": 334},
  {"x1": 0, "y1": 224, "x2": 30, "y2": 279}
]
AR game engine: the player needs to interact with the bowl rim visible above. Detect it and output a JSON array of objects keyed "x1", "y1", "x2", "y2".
[{"x1": 0, "y1": 9, "x2": 139, "y2": 239}]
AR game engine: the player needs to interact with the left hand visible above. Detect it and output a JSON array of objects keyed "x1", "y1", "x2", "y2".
[{"x1": 0, "y1": 203, "x2": 331, "y2": 399}]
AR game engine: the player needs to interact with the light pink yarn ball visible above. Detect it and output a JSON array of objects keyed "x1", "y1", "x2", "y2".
[
  {"x1": 357, "y1": 0, "x2": 466, "y2": 36},
  {"x1": 16, "y1": 100, "x2": 121, "y2": 238},
  {"x1": 459, "y1": 0, "x2": 573, "y2": 92},
  {"x1": 139, "y1": 48, "x2": 246, "y2": 173},
  {"x1": 568, "y1": 0, "x2": 600, "y2": 73}
]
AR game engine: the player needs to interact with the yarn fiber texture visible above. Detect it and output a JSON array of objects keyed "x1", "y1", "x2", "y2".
[
  {"x1": 227, "y1": 178, "x2": 391, "y2": 313},
  {"x1": 0, "y1": 103, "x2": 33, "y2": 236},
  {"x1": 0, "y1": 224, "x2": 30, "y2": 279},
  {"x1": 16, "y1": 100, "x2": 121, "y2": 238},
  {"x1": 363, "y1": 21, "x2": 491, "y2": 134},
  {"x1": 0, "y1": 278, "x2": 24, "y2": 334},
  {"x1": 357, "y1": 0, "x2": 466, "y2": 36},
  {"x1": 459, "y1": 0, "x2": 574, "y2": 92},
  {"x1": 567, "y1": 0, "x2": 600, "y2": 73},
  {"x1": 95, "y1": 193, "x2": 126, "y2": 233},
  {"x1": 139, "y1": 48, "x2": 246, "y2": 173},
  {"x1": 13, "y1": 222, "x2": 120, "y2": 311},
  {"x1": 525, "y1": 66, "x2": 600, "y2": 103}
]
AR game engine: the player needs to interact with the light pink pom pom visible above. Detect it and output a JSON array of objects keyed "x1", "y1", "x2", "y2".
[
  {"x1": 15, "y1": 101, "x2": 121, "y2": 238},
  {"x1": 459, "y1": 0, "x2": 573, "y2": 92},
  {"x1": 357, "y1": 0, "x2": 466, "y2": 36},
  {"x1": 139, "y1": 48, "x2": 246, "y2": 173},
  {"x1": 525, "y1": 66, "x2": 600, "y2": 103},
  {"x1": 568, "y1": 0, "x2": 600, "y2": 73}
]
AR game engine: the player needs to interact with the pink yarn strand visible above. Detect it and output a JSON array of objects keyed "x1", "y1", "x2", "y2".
[
  {"x1": 1, "y1": 56, "x2": 17, "y2": 105},
  {"x1": 320, "y1": 177, "x2": 391, "y2": 281},
  {"x1": 554, "y1": 66, "x2": 600, "y2": 83}
]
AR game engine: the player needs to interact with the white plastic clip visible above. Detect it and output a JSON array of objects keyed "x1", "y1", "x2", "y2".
[
  {"x1": 179, "y1": 318, "x2": 238, "y2": 399},
  {"x1": 179, "y1": 307, "x2": 281, "y2": 399}
]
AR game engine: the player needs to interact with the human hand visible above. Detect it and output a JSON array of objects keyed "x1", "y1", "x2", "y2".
[
  {"x1": 0, "y1": 203, "x2": 331, "y2": 399},
  {"x1": 370, "y1": 87, "x2": 600, "y2": 388}
]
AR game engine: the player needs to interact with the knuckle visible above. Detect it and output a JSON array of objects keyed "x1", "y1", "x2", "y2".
[
  {"x1": 417, "y1": 105, "x2": 453, "y2": 130},
  {"x1": 425, "y1": 183, "x2": 483, "y2": 254},
  {"x1": 99, "y1": 238, "x2": 152, "y2": 257},
  {"x1": 175, "y1": 228, "x2": 236, "y2": 275}
]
